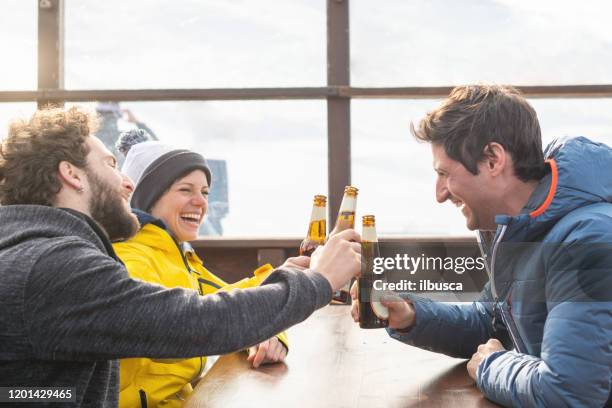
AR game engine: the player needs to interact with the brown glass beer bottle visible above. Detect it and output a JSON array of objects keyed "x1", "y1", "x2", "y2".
[
  {"x1": 330, "y1": 186, "x2": 358, "y2": 304},
  {"x1": 358, "y1": 215, "x2": 388, "y2": 328},
  {"x1": 299, "y1": 195, "x2": 327, "y2": 257}
]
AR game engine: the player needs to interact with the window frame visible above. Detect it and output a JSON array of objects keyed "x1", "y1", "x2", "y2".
[{"x1": 2, "y1": 0, "x2": 612, "y2": 228}]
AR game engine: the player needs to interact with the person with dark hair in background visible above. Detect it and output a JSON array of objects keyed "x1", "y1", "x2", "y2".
[
  {"x1": 113, "y1": 130, "x2": 289, "y2": 407},
  {"x1": 0, "y1": 106, "x2": 362, "y2": 407},
  {"x1": 351, "y1": 85, "x2": 612, "y2": 407},
  {"x1": 96, "y1": 102, "x2": 158, "y2": 168},
  {"x1": 102, "y1": 105, "x2": 228, "y2": 236}
]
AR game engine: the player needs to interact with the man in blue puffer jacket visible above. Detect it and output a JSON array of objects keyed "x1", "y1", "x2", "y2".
[{"x1": 352, "y1": 85, "x2": 612, "y2": 407}]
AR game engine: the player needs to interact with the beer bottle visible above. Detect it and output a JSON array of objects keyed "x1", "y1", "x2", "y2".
[
  {"x1": 359, "y1": 215, "x2": 388, "y2": 328},
  {"x1": 331, "y1": 186, "x2": 358, "y2": 304},
  {"x1": 299, "y1": 195, "x2": 327, "y2": 257}
]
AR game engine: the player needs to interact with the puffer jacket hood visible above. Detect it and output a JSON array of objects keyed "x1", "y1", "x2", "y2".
[{"x1": 494, "y1": 136, "x2": 612, "y2": 243}]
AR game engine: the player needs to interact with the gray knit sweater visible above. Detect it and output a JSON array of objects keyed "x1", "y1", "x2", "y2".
[{"x1": 0, "y1": 205, "x2": 332, "y2": 407}]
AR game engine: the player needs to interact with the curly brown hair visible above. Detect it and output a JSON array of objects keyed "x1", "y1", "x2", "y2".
[{"x1": 0, "y1": 106, "x2": 98, "y2": 205}]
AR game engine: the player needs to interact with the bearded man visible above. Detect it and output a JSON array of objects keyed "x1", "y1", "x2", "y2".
[{"x1": 0, "y1": 107, "x2": 361, "y2": 407}]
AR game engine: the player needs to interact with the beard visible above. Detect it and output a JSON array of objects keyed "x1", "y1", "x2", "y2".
[{"x1": 86, "y1": 170, "x2": 140, "y2": 241}]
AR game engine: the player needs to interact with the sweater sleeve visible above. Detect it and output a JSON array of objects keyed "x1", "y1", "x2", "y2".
[
  {"x1": 214, "y1": 263, "x2": 289, "y2": 351},
  {"x1": 25, "y1": 238, "x2": 331, "y2": 361}
]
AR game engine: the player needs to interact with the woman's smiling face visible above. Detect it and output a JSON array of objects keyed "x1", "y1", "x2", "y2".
[{"x1": 150, "y1": 169, "x2": 209, "y2": 242}]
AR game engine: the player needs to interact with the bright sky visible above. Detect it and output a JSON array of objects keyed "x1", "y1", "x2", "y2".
[{"x1": 1, "y1": 0, "x2": 611, "y2": 236}]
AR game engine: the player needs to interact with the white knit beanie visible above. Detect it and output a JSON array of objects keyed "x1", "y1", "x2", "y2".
[
  {"x1": 121, "y1": 141, "x2": 177, "y2": 186},
  {"x1": 117, "y1": 130, "x2": 211, "y2": 212}
]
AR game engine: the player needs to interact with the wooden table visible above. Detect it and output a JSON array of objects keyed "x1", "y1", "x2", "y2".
[{"x1": 186, "y1": 306, "x2": 500, "y2": 408}]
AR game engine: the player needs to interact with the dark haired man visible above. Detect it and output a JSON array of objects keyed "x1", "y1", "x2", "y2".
[
  {"x1": 0, "y1": 107, "x2": 362, "y2": 407},
  {"x1": 352, "y1": 85, "x2": 612, "y2": 407}
]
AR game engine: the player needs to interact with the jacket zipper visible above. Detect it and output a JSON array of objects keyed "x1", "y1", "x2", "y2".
[
  {"x1": 489, "y1": 224, "x2": 525, "y2": 352},
  {"x1": 488, "y1": 225, "x2": 507, "y2": 331},
  {"x1": 176, "y1": 241, "x2": 195, "y2": 275},
  {"x1": 476, "y1": 231, "x2": 492, "y2": 280},
  {"x1": 498, "y1": 296, "x2": 527, "y2": 354},
  {"x1": 139, "y1": 389, "x2": 148, "y2": 408},
  {"x1": 489, "y1": 224, "x2": 508, "y2": 300},
  {"x1": 174, "y1": 240, "x2": 206, "y2": 381},
  {"x1": 173, "y1": 239, "x2": 203, "y2": 290},
  {"x1": 150, "y1": 226, "x2": 206, "y2": 390}
]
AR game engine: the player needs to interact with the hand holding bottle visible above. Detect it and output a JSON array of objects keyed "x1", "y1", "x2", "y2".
[
  {"x1": 310, "y1": 229, "x2": 361, "y2": 292},
  {"x1": 350, "y1": 283, "x2": 416, "y2": 330},
  {"x1": 279, "y1": 256, "x2": 310, "y2": 272}
]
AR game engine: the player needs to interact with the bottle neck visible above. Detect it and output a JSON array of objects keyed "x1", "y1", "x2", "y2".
[
  {"x1": 306, "y1": 204, "x2": 327, "y2": 242},
  {"x1": 338, "y1": 195, "x2": 357, "y2": 213},
  {"x1": 309, "y1": 204, "x2": 326, "y2": 224},
  {"x1": 362, "y1": 225, "x2": 378, "y2": 242},
  {"x1": 334, "y1": 195, "x2": 357, "y2": 231}
]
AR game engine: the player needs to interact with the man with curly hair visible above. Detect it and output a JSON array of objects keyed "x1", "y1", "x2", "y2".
[{"x1": 0, "y1": 107, "x2": 362, "y2": 407}]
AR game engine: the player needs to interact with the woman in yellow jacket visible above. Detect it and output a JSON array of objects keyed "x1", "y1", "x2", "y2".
[{"x1": 113, "y1": 130, "x2": 288, "y2": 407}]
